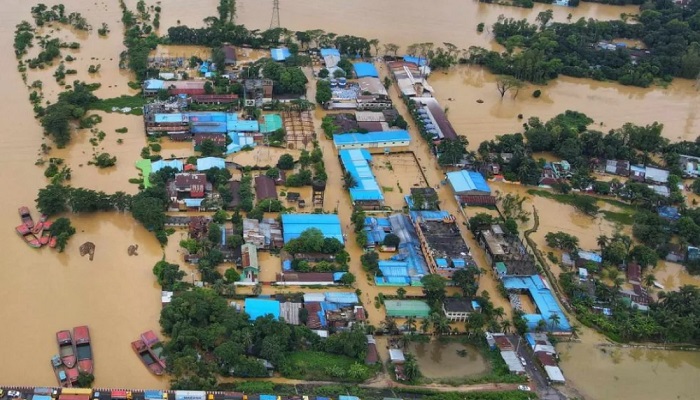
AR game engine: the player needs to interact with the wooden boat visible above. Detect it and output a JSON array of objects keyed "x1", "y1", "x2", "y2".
[
  {"x1": 16, "y1": 224, "x2": 41, "y2": 248},
  {"x1": 49, "y1": 232, "x2": 58, "y2": 248},
  {"x1": 32, "y1": 214, "x2": 47, "y2": 235},
  {"x1": 141, "y1": 330, "x2": 166, "y2": 369},
  {"x1": 40, "y1": 221, "x2": 52, "y2": 246},
  {"x1": 18, "y1": 206, "x2": 34, "y2": 229},
  {"x1": 51, "y1": 354, "x2": 78, "y2": 388},
  {"x1": 73, "y1": 325, "x2": 93, "y2": 374},
  {"x1": 56, "y1": 330, "x2": 76, "y2": 368},
  {"x1": 131, "y1": 339, "x2": 164, "y2": 376}
]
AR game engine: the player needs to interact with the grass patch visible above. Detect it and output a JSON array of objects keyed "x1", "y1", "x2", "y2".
[
  {"x1": 281, "y1": 351, "x2": 375, "y2": 382},
  {"x1": 527, "y1": 189, "x2": 635, "y2": 224},
  {"x1": 135, "y1": 158, "x2": 152, "y2": 188},
  {"x1": 90, "y1": 95, "x2": 146, "y2": 115}
]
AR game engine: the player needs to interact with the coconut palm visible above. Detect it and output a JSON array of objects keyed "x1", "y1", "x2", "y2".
[
  {"x1": 420, "y1": 318, "x2": 431, "y2": 334},
  {"x1": 382, "y1": 316, "x2": 398, "y2": 334},
  {"x1": 369, "y1": 39, "x2": 380, "y2": 57},
  {"x1": 492, "y1": 306, "x2": 506, "y2": 321},
  {"x1": 501, "y1": 320, "x2": 512, "y2": 334},
  {"x1": 252, "y1": 282, "x2": 262, "y2": 296},
  {"x1": 548, "y1": 313, "x2": 561, "y2": 331},
  {"x1": 613, "y1": 276, "x2": 625, "y2": 292},
  {"x1": 597, "y1": 234, "x2": 609, "y2": 252},
  {"x1": 535, "y1": 319, "x2": 547, "y2": 333},
  {"x1": 403, "y1": 354, "x2": 420, "y2": 382},
  {"x1": 644, "y1": 273, "x2": 657, "y2": 289},
  {"x1": 406, "y1": 316, "x2": 416, "y2": 333},
  {"x1": 569, "y1": 324, "x2": 582, "y2": 341}
]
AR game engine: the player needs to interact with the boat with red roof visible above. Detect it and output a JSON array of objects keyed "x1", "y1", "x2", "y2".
[
  {"x1": 32, "y1": 214, "x2": 47, "y2": 235},
  {"x1": 51, "y1": 354, "x2": 78, "y2": 387},
  {"x1": 40, "y1": 220, "x2": 52, "y2": 246},
  {"x1": 56, "y1": 330, "x2": 76, "y2": 368},
  {"x1": 16, "y1": 224, "x2": 41, "y2": 248},
  {"x1": 131, "y1": 339, "x2": 164, "y2": 375},
  {"x1": 73, "y1": 325, "x2": 93, "y2": 374},
  {"x1": 18, "y1": 206, "x2": 34, "y2": 229},
  {"x1": 141, "y1": 330, "x2": 166, "y2": 369}
]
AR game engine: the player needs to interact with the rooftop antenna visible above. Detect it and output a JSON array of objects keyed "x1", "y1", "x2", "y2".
[{"x1": 270, "y1": 0, "x2": 280, "y2": 29}]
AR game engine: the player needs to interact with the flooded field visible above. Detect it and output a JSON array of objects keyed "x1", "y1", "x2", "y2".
[
  {"x1": 372, "y1": 153, "x2": 428, "y2": 210},
  {"x1": 408, "y1": 341, "x2": 489, "y2": 379}
]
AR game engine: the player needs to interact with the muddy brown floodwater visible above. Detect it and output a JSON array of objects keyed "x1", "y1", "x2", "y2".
[
  {"x1": 1, "y1": 0, "x2": 700, "y2": 397},
  {"x1": 409, "y1": 341, "x2": 488, "y2": 379}
]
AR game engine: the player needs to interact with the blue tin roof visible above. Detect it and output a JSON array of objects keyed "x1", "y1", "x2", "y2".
[
  {"x1": 353, "y1": 62, "x2": 379, "y2": 78},
  {"x1": 184, "y1": 198, "x2": 204, "y2": 208},
  {"x1": 271, "y1": 47, "x2": 291, "y2": 61},
  {"x1": 320, "y1": 48, "x2": 341, "y2": 57},
  {"x1": 446, "y1": 170, "x2": 491, "y2": 194},
  {"x1": 245, "y1": 298, "x2": 280, "y2": 321},
  {"x1": 189, "y1": 112, "x2": 227, "y2": 122},
  {"x1": 339, "y1": 149, "x2": 384, "y2": 202},
  {"x1": 196, "y1": 157, "x2": 226, "y2": 171},
  {"x1": 281, "y1": 213, "x2": 344, "y2": 243},
  {"x1": 502, "y1": 275, "x2": 570, "y2": 332},
  {"x1": 191, "y1": 122, "x2": 228, "y2": 134},
  {"x1": 324, "y1": 291, "x2": 359, "y2": 304},
  {"x1": 333, "y1": 130, "x2": 411, "y2": 147},
  {"x1": 402, "y1": 55, "x2": 428, "y2": 66},
  {"x1": 152, "y1": 159, "x2": 184, "y2": 173}
]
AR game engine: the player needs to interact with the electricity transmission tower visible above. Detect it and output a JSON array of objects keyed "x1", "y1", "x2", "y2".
[{"x1": 270, "y1": 0, "x2": 280, "y2": 29}]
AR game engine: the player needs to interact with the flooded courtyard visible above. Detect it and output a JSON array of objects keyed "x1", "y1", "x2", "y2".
[{"x1": 408, "y1": 341, "x2": 489, "y2": 379}]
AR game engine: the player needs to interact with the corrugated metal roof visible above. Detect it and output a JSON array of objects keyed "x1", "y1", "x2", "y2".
[
  {"x1": 145, "y1": 79, "x2": 166, "y2": 90},
  {"x1": 191, "y1": 122, "x2": 227, "y2": 134},
  {"x1": 333, "y1": 131, "x2": 410, "y2": 147},
  {"x1": 500, "y1": 350, "x2": 525, "y2": 373},
  {"x1": 384, "y1": 299, "x2": 431, "y2": 317},
  {"x1": 152, "y1": 159, "x2": 184, "y2": 173},
  {"x1": 544, "y1": 365, "x2": 566, "y2": 382},
  {"x1": 324, "y1": 292, "x2": 359, "y2": 304},
  {"x1": 339, "y1": 149, "x2": 384, "y2": 202},
  {"x1": 281, "y1": 213, "x2": 344, "y2": 243},
  {"x1": 402, "y1": 55, "x2": 428, "y2": 66},
  {"x1": 184, "y1": 198, "x2": 204, "y2": 207},
  {"x1": 229, "y1": 120, "x2": 259, "y2": 132},
  {"x1": 353, "y1": 62, "x2": 379, "y2": 78},
  {"x1": 447, "y1": 170, "x2": 491, "y2": 194},
  {"x1": 196, "y1": 157, "x2": 226, "y2": 171},
  {"x1": 502, "y1": 275, "x2": 570, "y2": 332},
  {"x1": 303, "y1": 293, "x2": 326, "y2": 303}
]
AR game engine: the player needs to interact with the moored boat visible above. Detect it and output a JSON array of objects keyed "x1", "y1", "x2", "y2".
[
  {"x1": 51, "y1": 354, "x2": 78, "y2": 388},
  {"x1": 73, "y1": 326, "x2": 93, "y2": 374},
  {"x1": 16, "y1": 224, "x2": 41, "y2": 248},
  {"x1": 49, "y1": 232, "x2": 58, "y2": 248},
  {"x1": 40, "y1": 220, "x2": 52, "y2": 246},
  {"x1": 131, "y1": 339, "x2": 164, "y2": 375},
  {"x1": 18, "y1": 206, "x2": 34, "y2": 229},
  {"x1": 32, "y1": 214, "x2": 48, "y2": 235},
  {"x1": 57, "y1": 330, "x2": 76, "y2": 368},
  {"x1": 141, "y1": 330, "x2": 166, "y2": 369}
]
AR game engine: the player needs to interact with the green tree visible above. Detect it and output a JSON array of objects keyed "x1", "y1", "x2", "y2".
[
  {"x1": 277, "y1": 154, "x2": 295, "y2": 170},
  {"x1": 225, "y1": 267, "x2": 240, "y2": 283},
  {"x1": 630, "y1": 245, "x2": 659, "y2": 269},
  {"x1": 76, "y1": 372, "x2": 94, "y2": 388},
  {"x1": 396, "y1": 287, "x2": 406, "y2": 299},
  {"x1": 383, "y1": 233, "x2": 400, "y2": 248},
  {"x1": 340, "y1": 272, "x2": 356, "y2": 285},
  {"x1": 152, "y1": 260, "x2": 186, "y2": 290},
  {"x1": 421, "y1": 274, "x2": 447, "y2": 310},
  {"x1": 403, "y1": 353, "x2": 420, "y2": 382},
  {"x1": 36, "y1": 184, "x2": 69, "y2": 216},
  {"x1": 51, "y1": 217, "x2": 76, "y2": 252},
  {"x1": 131, "y1": 194, "x2": 166, "y2": 231}
]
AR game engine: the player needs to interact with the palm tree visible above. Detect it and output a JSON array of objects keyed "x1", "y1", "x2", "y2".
[
  {"x1": 597, "y1": 235, "x2": 609, "y2": 252},
  {"x1": 535, "y1": 319, "x2": 547, "y2": 333},
  {"x1": 613, "y1": 277, "x2": 625, "y2": 292},
  {"x1": 548, "y1": 313, "x2": 560, "y2": 331},
  {"x1": 406, "y1": 316, "x2": 416, "y2": 333},
  {"x1": 606, "y1": 267, "x2": 620, "y2": 282},
  {"x1": 252, "y1": 282, "x2": 262, "y2": 296},
  {"x1": 501, "y1": 320, "x2": 512, "y2": 334},
  {"x1": 420, "y1": 318, "x2": 431, "y2": 334},
  {"x1": 644, "y1": 273, "x2": 657, "y2": 289},
  {"x1": 403, "y1": 354, "x2": 420, "y2": 382},
  {"x1": 399, "y1": 334, "x2": 411, "y2": 349},
  {"x1": 569, "y1": 324, "x2": 582, "y2": 341},
  {"x1": 382, "y1": 316, "x2": 398, "y2": 334},
  {"x1": 368, "y1": 39, "x2": 380, "y2": 57},
  {"x1": 492, "y1": 306, "x2": 506, "y2": 321}
]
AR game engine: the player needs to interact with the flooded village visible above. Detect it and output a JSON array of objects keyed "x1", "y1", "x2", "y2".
[{"x1": 1, "y1": 0, "x2": 700, "y2": 400}]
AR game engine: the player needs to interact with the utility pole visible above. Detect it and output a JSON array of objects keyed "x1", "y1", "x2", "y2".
[{"x1": 270, "y1": 0, "x2": 280, "y2": 29}]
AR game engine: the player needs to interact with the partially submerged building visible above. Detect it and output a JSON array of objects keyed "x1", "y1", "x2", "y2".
[
  {"x1": 244, "y1": 298, "x2": 280, "y2": 321},
  {"x1": 243, "y1": 218, "x2": 283, "y2": 249},
  {"x1": 413, "y1": 97, "x2": 457, "y2": 141},
  {"x1": 333, "y1": 131, "x2": 411, "y2": 152},
  {"x1": 411, "y1": 210, "x2": 475, "y2": 279},
  {"x1": 281, "y1": 214, "x2": 344, "y2": 243},
  {"x1": 375, "y1": 214, "x2": 428, "y2": 286},
  {"x1": 446, "y1": 170, "x2": 495, "y2": 206},
  {"x1": 502, "y1": 275, "x2": 571, "y2": 333},
  {"x1": 443, "y1": 298, "x2": 480, "y2": 322},
  {"x1": 255, "y1": 175, "x2": 278, "y2": 201},
  {"x1": 477, "y1": 224, "x2": 537, "y2": 276},
  {"x1": 339, "y1": 149, "x2": 384, "y2": 210},
  {"x1": 384, "y1": 300, "x2": 431, "y2": 318}
]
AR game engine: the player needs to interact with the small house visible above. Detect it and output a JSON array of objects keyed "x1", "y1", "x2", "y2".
[
  {"x1": 255, "y1": 175, "x2": 278, "y2": 201},
  {"x1": 173, "y1": 173, "x2": 208, "y2": 198},
  {"x1": 627, "y1": 263, "x2": 641, "y2": 285},
  {"x1": 442, "y1": 298, "x2": 477, "y2": 322},
  {"x1": 605, "y1": 159, "x2": 630, "y2": 176},
  {"x1": 630, "y1": 165, "x2": 646, "y2": 181},
  {"x1": 645, "y1": 166, "x2": 669, "y2": 184},
  {"x1": 221, "y1": 44, "x2": 237, "y2": 66}
]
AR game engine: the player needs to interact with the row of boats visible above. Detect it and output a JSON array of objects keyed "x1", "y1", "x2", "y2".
[
  {"x1": 52, "y1": 326, "x2": 93, "y2": 387},
  {"x1": 16, "y1": 206, "x2": 57, "y2": 248},
  {"x1": 51, "y1": 328, "x2": 166, "y2": 387}
]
